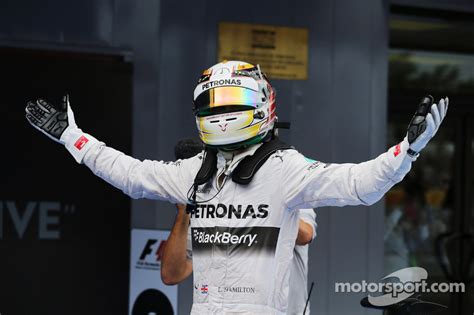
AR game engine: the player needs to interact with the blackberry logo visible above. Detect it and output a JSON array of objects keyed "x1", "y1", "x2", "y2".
[
  {"x1": 193, "y1": 229, "x2": 257, "y2": 247},
  {"x1": 191, "y1": 226, "x2": 280, "y2": 254}
]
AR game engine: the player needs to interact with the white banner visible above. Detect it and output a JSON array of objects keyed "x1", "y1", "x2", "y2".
[{"x1": 129, "y1": 229, "x2": 178, "y2": 315}]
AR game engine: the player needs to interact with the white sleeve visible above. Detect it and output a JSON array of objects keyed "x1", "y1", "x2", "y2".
[
  {"x1": 80, "y1": 140, "x2": 197, "y2": 203},
  {"x1": 283, "y1": 138, "x2": 415, "y2": 210},
  {"x1": 298, "y1": 208, "x2": 317, "y2": 240},
  {"x1": 186, "y1": 226, "x2": 193, "y2": 261}
]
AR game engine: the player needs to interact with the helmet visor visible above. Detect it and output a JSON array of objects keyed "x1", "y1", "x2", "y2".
[{"x1": 193, "y1": 86, "x2": 262, "y2": 114}]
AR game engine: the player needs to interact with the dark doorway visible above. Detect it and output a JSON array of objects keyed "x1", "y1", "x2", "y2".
[{"x1": 0, "y1": 48, "x2": 133, "y2": 315}]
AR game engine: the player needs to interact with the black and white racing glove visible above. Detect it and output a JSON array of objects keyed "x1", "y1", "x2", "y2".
[
  {"x1": 405, "y1": 95, "x2": 449, "y2": 158},
  {"x1": 25, "y1": 95, "x2": 98, "y2": 163}
]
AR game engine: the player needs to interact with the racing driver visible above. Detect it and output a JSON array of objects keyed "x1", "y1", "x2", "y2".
[
  {"x1": 162, "y1": 139, "x2": 318, "y2": 314},
  {"x1": 25, "y1": 61, "x2": 449, "y2": 314}
]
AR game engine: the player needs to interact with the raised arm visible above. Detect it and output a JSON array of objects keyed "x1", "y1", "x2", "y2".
[
  {"x1": 25, "y1": 96, "x2": 194, "y2": 203},
  {"x1": 161, "y1": 204, "x2": 193, "y2": 285},
  {"x1": 284, "y1": 96, "x2": 449, "y2": 210}
]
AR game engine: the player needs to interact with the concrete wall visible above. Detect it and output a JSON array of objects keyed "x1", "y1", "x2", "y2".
[
  {"x1": 0, "y1": 0, "x2": 418, "y2": 314},
  {"x1": 143, "y1": 1, "x2": 390, "y2": 314}
]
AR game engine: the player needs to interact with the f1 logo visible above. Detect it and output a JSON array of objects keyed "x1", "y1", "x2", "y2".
[
  {"x1": 139, "y1": 239, "x2": 157, "y2": 260},
  {"x1": 139, "y1": 239, "x2": 167, "y2": 261}
]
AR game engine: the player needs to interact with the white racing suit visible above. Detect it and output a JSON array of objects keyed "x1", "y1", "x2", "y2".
[
  {"x1": 78, "y1": 136, "x2": 415, "y2": 314},
  {"x1": 185, "y1": 208, "x2": 317, "y2": 314}
]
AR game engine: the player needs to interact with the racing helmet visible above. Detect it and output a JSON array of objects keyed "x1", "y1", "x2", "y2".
[{"x1": 193, "y1": 61, "x2": 276, "y2": 150}]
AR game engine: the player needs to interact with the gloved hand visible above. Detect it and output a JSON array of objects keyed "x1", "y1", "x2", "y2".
[
  {"x1": 25, "y1": 95, "x2": 97, "y2": 163},
  {"x1": 406, "y1": 95, "x2": 449, "y2": 157},
  {"x1": 25, "y1": 95, "x2": 77, "y2": 144}
]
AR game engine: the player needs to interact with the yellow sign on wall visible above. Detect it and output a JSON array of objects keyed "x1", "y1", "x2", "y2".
[{"x1": 218, "y1": 22, "x2": 309, "y2": 80}]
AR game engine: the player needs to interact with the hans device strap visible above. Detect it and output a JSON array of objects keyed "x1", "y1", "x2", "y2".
[
  {"x1": 194, "y1": 148, "x2": 218, "y2": 185},
  {"x1": 193, "y1": 138, "x2": 293, "y2": 186},
  {"x1": 232, "y1": 139, "x2": 293, "y2": 185},
  {"x1": 186, "y1": 138, "x2": 293, "y2": 213}
]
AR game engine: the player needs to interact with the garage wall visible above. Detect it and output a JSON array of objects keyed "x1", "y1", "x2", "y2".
[
  {"x1": 0, "y1": 0, "x2": 399, "y2": 314},
  {"x1": 152, "y1": 1, "x2": 389, "y2": 314}
]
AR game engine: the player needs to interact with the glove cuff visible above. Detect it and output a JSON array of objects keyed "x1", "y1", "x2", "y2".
[
  {"x1": 62, "y1": 128, "x2": 99, "y2": 163},
  {"x1": 407, "y1": 148, "x2": 420, "y2": 158},
  {"x1": 387, "y1": 136, "x2": 417, "y2": 166}
]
